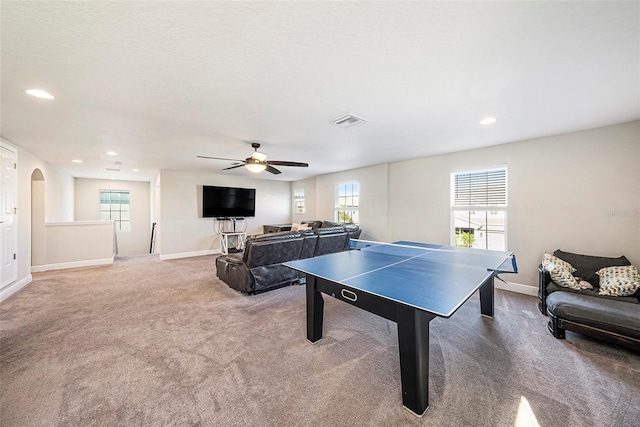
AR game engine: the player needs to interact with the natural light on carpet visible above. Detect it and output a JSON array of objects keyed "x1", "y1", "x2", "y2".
[{"x1": 515, "y1": 396, "x2": 541, "y2": 427}]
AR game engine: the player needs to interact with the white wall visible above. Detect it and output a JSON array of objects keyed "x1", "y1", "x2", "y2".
[
  {"x1": 43, "y1": 221, "x2": 115, "y2": 268},
  {"x1": 314, "y1": 164, "x2": 390, "y2": 242},
  {"x1": 31, "y1": 172, "x2": 46, "y2": 267},
  {"x1": 74, "y1": 178, "x2": 152, "y2": 256},
  {"x1": 388, "y1": 121, "x2": 640, "y2": 289},
  {"x1": 290, "y1": 177, "x2": 317, "y2": 221},
  {"x1": 44, "y1": 166, "x2": 76, "y2": 222},
  {"x1": 302, "y1": 121, "x2": 639, "y2": 291},
  {"x1": 158, "y1": 170, "x2": 291, "y2": 257},
  {"x1": 3, "y1": 121, "x2": 638, "y2": 297},
  {"x1": 2, "y1": 138, "x2": 74, "y2": 296}
]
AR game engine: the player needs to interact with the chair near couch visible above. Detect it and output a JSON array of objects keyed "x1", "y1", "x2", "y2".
[{"x1": 539, "y1": 250, "x2": 640, "y2": 351}]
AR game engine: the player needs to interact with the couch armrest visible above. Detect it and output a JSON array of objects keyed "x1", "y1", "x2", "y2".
[
  {"x1": 538, "y1": 265, "x2": 552, "y2": 315},
  {"x1": 218, "y1": 253, "x2": 244, "y2": 265}
]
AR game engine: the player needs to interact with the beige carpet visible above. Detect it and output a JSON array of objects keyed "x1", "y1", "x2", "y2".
[{"x1": 1, "y1": 255, "x2": 639, "y2": 426}]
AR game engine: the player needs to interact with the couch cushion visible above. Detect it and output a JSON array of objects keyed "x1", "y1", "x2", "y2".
[
  {"x1": 546, "y1": 281, "x2": 640, "y2": 304},
  {"x1": 322, "y1": 221, "x2": 341, "y2": 228},
  {"x1": 553, "y1": 250, "x2": 631, "y2": 286},
  {"x1": 244, "y1": 238, "x2": 304, "y2": 268},
  {"x1": 314, "y1": 226, "x2": 346, "y2": 235},
  {"x1": 314, "y1": 228, "x2": 348, "y2": 256},
  {"x1": 248, "y1": 230, "x2": 301, "y2": 243},
  {"x1": 597, "y1": 265, "x2": 640, "y2": 297},
  {"x1": 546, "y1": 291, "x2": 640, "y2": 339}
]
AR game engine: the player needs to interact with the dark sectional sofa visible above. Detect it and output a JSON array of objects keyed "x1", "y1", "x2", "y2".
[
  {"x1": 538, "y1": 250, "x2": 640, "y2": 351},
  {"x1": 216, "y1": 222, "x2": 361, "y2": 294}
]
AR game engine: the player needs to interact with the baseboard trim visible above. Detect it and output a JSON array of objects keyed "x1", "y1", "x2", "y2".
[
  {"x1": 0, "y1": 274, "x2": 33, "y2": 303},
  {"x1": 495, "y1": 280, "x2": 537, "y2": 296},
  {"x1": 32, "y1": 257, "x2": 115, "y2": 273},
  {"x1": 159, "y1": 249, "x2": 220, "y2": 261}
]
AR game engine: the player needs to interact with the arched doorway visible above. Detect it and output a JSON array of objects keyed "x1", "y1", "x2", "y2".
[{"x1": 31, "y1": 169, "x2": 46, "y2": 271}]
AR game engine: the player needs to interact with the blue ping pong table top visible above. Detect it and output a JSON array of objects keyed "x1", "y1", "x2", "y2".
[{"x1": 284, "y1": 240, "x2": 517, "y2": 318}]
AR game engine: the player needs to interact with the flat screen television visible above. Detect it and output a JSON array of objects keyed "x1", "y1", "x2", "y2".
[{"x1": 202, "y1": 185, "x2": 256, "y2": 218}]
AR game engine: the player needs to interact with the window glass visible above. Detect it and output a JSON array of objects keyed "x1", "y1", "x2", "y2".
[
  {"x1": 451, "y1": 168, "x2": 506, "y2": 250},
  {"x1": 99, "y1": 190, "x2": 131, "y2": 232},
  {"x1": 293, "y1": 188, "x2": 305, "y2": 214},
  {"x1": 335, "y1": 182, "x2": 359, "y2": 224}
]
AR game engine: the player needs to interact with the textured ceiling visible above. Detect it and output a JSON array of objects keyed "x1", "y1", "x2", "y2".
[{"x1": 1, "y1": 1, "x2": 638, "y2": 182}]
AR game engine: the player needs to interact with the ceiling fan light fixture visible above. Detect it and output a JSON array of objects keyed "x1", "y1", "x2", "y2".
[
  {"x1": 251, "y1": 151, "x2": 268, "y2": 162},
  {"x1": 245, "y1": 159, "x2": 266, "y2": 173}
]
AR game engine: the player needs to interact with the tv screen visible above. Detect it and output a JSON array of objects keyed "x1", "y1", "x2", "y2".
[{"x1": 202, "y1": 185, "x2": 256, "y2": 218}]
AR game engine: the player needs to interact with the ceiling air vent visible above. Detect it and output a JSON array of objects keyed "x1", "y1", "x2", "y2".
[
  {"x1": 331, "y1": 113, "x2": 368, "y2": 129},
  {"x1": 106, "y1": 168, "x2": 120, "y2": 172}
]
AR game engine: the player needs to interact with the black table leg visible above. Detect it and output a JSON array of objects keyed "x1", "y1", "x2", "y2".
[
  {"x1": 396, "y1": 305, "x2": 436, "y2": 417},
  {"x1": 306, "y1": 275, "x2": 324, "y2": 343},
  {"x1": 479, "y1": 276, "x2": 494, "y2": 318}
]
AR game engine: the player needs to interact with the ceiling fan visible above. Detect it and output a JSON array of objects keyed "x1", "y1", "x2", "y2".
[{"x1": 197, "y1": 143, "x2": 309, "y2": 175}]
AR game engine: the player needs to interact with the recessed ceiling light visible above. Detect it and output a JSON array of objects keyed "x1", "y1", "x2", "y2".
[
  {"x1": 106, "y1": 151, "x2": 118, "y2": 156},
  {"x1": 71, "y1": 159, "x2": 83, "y2": 163},
  {"x1": 25, "y1": 89, "x2": 55, "y2": 100},
  {"x1": 132, "y1": 168, "x2": 140, "y2": 172},
  {"x1": 480, "y1": 117, "x2": 497, "y2": 125}
]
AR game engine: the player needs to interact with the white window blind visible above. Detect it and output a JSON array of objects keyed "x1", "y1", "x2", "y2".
[{"x1": 453, "y1": 168, "x2": 506, "y2": 207}]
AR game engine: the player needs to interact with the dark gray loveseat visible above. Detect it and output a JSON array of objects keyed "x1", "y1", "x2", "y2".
[
  {"x1": 216, "y1": 224, "x2": 361, "y2": 294},
  {"x1": 538, "y1": 250, "x2": 640, "y2": 351}
]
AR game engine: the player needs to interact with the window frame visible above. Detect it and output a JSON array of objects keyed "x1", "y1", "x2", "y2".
[
  {"x1": 293, "y1": 188, "x2": 305, "y2": 215},
  {"x1": 334, "y1": 181, "x2": 359, "y2": 224},
  {"x1": 450, "y1": 167, "x2": 508, "y2": 251},
  {"x1": 99, "y1": 189, "x2": 131, "y2": 232}
]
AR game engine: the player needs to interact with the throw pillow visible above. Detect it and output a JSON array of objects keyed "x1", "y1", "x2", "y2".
[
  {"x1": 597, "y1": 265, "x2": 640, "y2": 297},
  {"x1": 552, "y1": 250, "x2": 630, "y2": 288},
  {"x1": 575, "y1": 278, "x2": 593, "y2": 290},
  {"x1": 291, "y1": 222, "x2": 301, "y2": 231},
  {"x1": 549, "y1": 267, "x2": 582, "y2": 290},
  {"x1": 542, "y1": 253, "x2": 577, "y2": 273}
]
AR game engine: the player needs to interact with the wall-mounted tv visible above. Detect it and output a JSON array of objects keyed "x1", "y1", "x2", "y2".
[{"x1": 202, "y1": 185, "x2": 256, "y2": 218}]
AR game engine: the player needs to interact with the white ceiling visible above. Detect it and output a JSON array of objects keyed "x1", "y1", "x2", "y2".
[{"x1": 1, "y1": 1, "x2": 638, "y2": 182}]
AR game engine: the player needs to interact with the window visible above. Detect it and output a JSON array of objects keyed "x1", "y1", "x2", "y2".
[
  {"x1": 335, "y1": 182, "x2": 359, "y2": 224},
  {"x1": 451, "y1": 167, "x2": 507, "y2": 250},
  {"x1": 100, "y1": 190, "x2": 131, "y2": 232},
  {"x1": 293, "y1": 188, "x2": 305, "y2": 214}
]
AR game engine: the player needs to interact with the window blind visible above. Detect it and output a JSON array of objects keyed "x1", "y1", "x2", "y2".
[{"x1": 453, "y1": 168, "x2": 506, "y2": 207}]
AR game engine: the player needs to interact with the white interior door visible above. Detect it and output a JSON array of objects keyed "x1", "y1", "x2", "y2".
[{"x1": 0, "y1": 143, "x2": 18, "y2": 288}]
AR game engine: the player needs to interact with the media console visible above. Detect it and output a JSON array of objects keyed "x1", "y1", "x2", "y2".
[
  {"x1": 220, "y1": 232, "x2": 246, "y2": 255},
  {"x1": 214, "y1": 217, "x2": 247, "y2": 254}
]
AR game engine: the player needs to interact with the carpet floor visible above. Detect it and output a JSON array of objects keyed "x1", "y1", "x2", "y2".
[{"x1": 1, "y1": 255, "x2": 639, "y2": 426}]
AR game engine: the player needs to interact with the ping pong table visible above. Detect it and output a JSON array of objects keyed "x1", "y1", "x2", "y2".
[{"x1": 284, "y1": 240, "x2": 517, "y2": 417}]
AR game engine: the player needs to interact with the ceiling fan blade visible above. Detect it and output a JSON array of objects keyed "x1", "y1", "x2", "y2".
[
  {"x1": 266, "y1": 165, "x2": 282, "y2": 174},
  {"x1": 197, "y1": 155, "x2": 244, "y2": 162},
  {"x1": 222, "y1": 163, "x2": 246, "y2": 171},
  {"x1": 266, "y1": 160, "x2": 309, "y2": 167}
]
